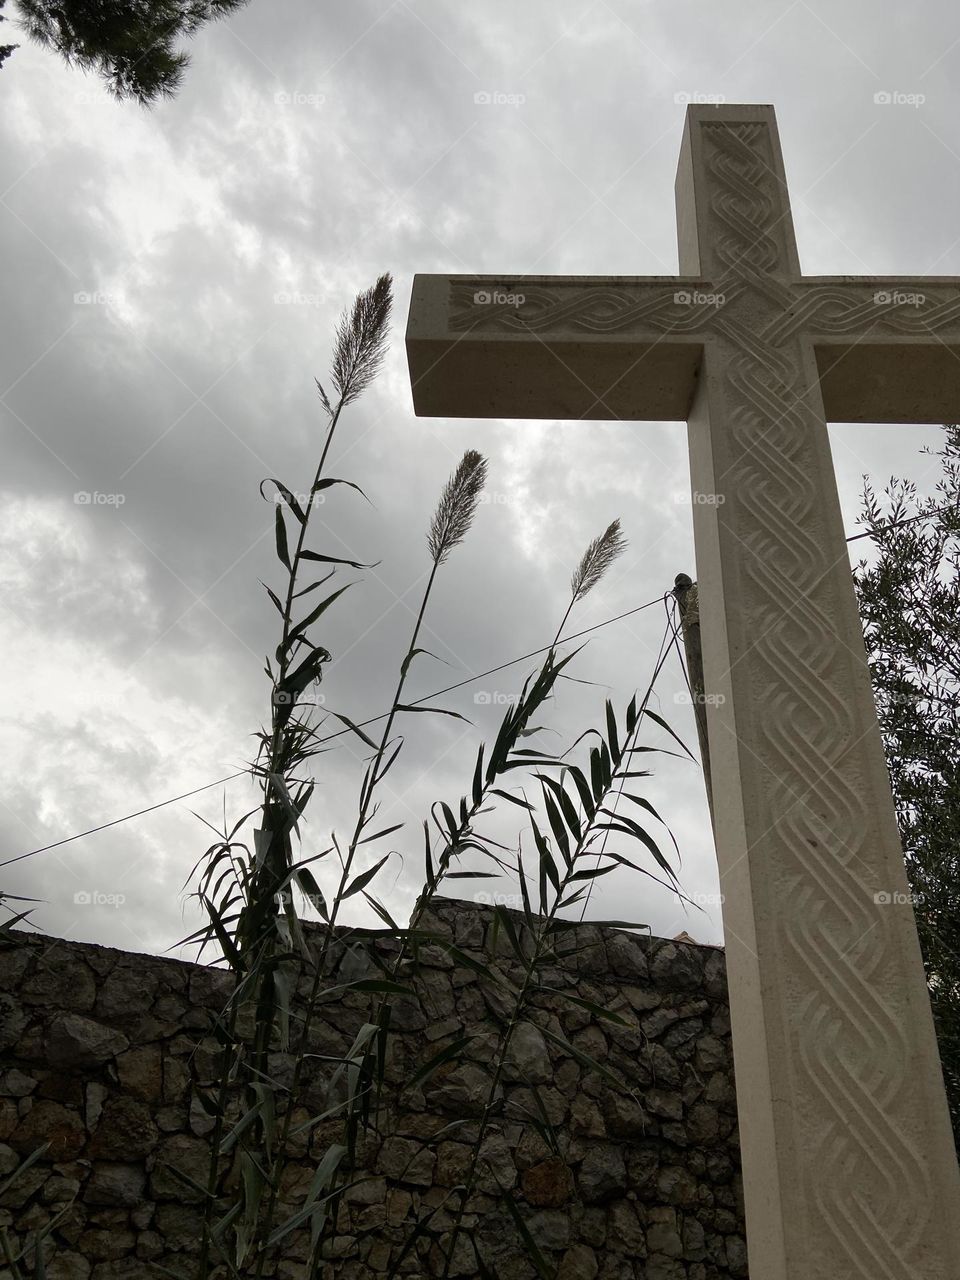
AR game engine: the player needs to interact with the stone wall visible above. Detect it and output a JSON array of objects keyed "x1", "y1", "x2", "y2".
[{"x1": 0, "y1": 899, "x2": 745, "y2": 1278}]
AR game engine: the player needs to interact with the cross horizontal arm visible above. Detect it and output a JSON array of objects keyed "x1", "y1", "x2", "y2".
[
  {"x1": 406, "y1": 273, "x2": 724, "y2": 420},
  {"x1": 783, "y1": 278, "x2": 960, "y2": 423}
]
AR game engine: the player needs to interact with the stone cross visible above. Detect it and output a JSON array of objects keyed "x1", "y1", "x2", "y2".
[{"x1": 405, "y1": 104, "x2": 960, "y2": 1278}]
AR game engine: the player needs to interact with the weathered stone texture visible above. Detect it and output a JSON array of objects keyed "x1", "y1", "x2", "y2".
[{"x1": 0, "y1": 898, "x2": 744, "y2": 1276}]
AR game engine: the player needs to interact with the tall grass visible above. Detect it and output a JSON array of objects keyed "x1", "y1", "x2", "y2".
[{"x1": 184, "y1": 275, "x2": 689, "y2": 1278}]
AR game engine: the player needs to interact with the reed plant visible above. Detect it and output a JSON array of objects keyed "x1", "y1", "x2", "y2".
[{"x1": 184, "y1": 274, "x2": 690, "y2": 1278}]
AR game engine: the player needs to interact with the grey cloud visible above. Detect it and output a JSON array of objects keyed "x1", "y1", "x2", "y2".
[{"x1": 2, "y1": 0, "x2": 956, "y2": 954}]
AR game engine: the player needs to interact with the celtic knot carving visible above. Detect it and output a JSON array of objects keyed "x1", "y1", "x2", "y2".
[
  {"x1": 703, "y1": 119, "x2": 930, "y2": 1278},
  {"x1": 448, "y1": 281, "x2": 731, "y2": 335}
]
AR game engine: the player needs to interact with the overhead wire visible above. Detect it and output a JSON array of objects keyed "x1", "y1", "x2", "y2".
[
  {"x1": 6, "y1": 497, "x2": 954, "y2": 872},
  {"x1": 1, "y1": 592, "x2": 670, "y2": 869}
]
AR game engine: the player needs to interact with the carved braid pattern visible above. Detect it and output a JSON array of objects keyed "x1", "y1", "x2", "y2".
[
  {"x1": 765, "y1": 286, "x2": 960, "y2": 344},
  {"x1": 447, "y1": 281, "x2": 732, "y2": 335},
  {"x1": 703, "y1": 121, "x2": 932, "y2": 1277}
]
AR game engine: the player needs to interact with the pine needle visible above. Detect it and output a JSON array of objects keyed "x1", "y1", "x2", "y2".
[
  {"x1": 331, "y1": 273, "x2": 393, "y2": 407},
  {"x1": 427, "y1": 450, "x2": 488, "y2": 565},
  {"x1": 570, "y1": 519, "x2": 627, "y2": 603}
]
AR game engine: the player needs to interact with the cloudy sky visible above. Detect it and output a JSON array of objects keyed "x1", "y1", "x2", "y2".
[{"x1": 1, "y1": 0, "x2": 956, "y2": 960}]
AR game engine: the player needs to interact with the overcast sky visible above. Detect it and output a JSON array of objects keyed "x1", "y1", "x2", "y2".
[{"x1": 1, "y1": 0, "x2": 957, "y2": 960}]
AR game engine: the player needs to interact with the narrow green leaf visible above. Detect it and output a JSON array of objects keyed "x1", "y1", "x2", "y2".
[
  {"x1": 423, "y1": 820, "x2": 436, "y2": 893},
  {"x1": 498, "y1": 1188, "x2": 552, "y2": 1280},
  {"x1": 290, "y1": 583, "x2": 353, "y2": 641},
  {"x1": 199, "y1": 895, "x2": 242, "y2": 971},
  {"x1": 598, "y1": 811, "x2": 677, "y2": 881},
  {"x1": 445, "y1": 944, "x2": 514, "y2": 985},
  {"x1": 157, "y1": 1160, "x2": 215, "y2": 1201},
  {"x1": 643, "y1": 708, "x2": 697, "y2": 759},
  {"x1": 491, "y1": 788, "x2": 534, "y2": 811},
  {"x1": 626, "y1": 691, "x2": 639, "y2": 736},
  {"x1": 438, "y1": 801, "x2": 459, "y2": 840},
  {"x1": 359, "y1": 822, "x2": 404, "y2": 845},
  {"x1": 623, "y1": 792, "x2": 682, "y2": 858},
  {"x1": 274, "y1": 503, "x2": 291, "y2": 570},
  {"x1": 406, "y1": 1033, "x2": 475, "y2": 1089},
  {"x1": 493, "y1": 904, "x2": 525, "y2": 962},
  {"x1": 545, "y1": 917, "x2": 649, "y2": 934},
  {"x1": 539, "y1": 773, "x2": 582, "y2": 844},
  {"x1": 300, "y1": 549, "x2": 377, "y2": 569},
  {"x1": 260, "y1": 478, "x2": 306, "y2": 524},
  {"x1": 293, "y1": 568, "x2": 336, "y2": 598},
  {"x1": 540, "y1": 988, "x2": 631, "y2": 1025},
  {"x1": 344, "y1": 854, "x2": 391, "y2": 898},
  {"x1": 266, "y1": 771, "x2": 303, "y2": 837},
  {"x1": 530, "y1": 817, "x2": 558, "y2": 917},
  {"x1": 314, "y1": 477, "x2": 369, "y2": 500},
  {"x1": 363, "y1": 891, "x2": 402, "y2": 931},
  {"x1": 569, "y1": 862, "x2": 619, "y2": 882},
  {"x1": 280, "y1": 647, "x2": 330, "y2": 700},
  {"x1": 261, "y1": 581, "x2": 285, "y2": 615},
  {"x1": 400, "y1": 647, "x2": 447, "y2": 679},
  {"x1": 540, "y1": 789, "x2": 570, "y2": 866},
  {"x1": 472, "y1": 744, "x2": 485, "y2": 809},
  {"x1": 0, "y1": 1143, "x2": 50, "y2": 1201},
  {"x1": 264, "y1": 1168, "x2": 348, "y2": 1247},
  {"x1": 605, "y1": 697, "x2": 621, "y2": 765},
  {"x1": 541, "y1": 1025, "x2": 638, "y2": 1094},
  {"x1": 589, "y1": 746, "x2": 604, "y2": 803},
  {"x1": 499, "y1": 757, "x2": 562, "y2": 772},
  {"x1": 516, "y1": 845, "x2": 534, "y2": 931},
  {"x1": 294, "y1": 865, "x2": 328, "y2": 921},
  {"x1": 327, "y1": 711, "x2": 379, "y2": 750},
  {"x1": 274, "y1": 963, "x2": 293, "y2": 1051},
  {"x1": 340, "y1": 979, "x2": 415, "y2": 996},
  {"x1": 219, "y1": 1101, "x2": 263, "y2": 1155},
  {"x1": 396, "y1": 703, "x2": 470, "y2": 722}
]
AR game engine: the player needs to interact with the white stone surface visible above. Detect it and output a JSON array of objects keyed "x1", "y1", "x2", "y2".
[{"x1": 406, "y1": 104, "x2": 960, "y2": 1279}]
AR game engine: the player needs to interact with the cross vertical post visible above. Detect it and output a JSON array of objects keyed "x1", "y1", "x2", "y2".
[
  {"x1": 405, "y1": 104, "x2": 960, "y2": 1278},
  {"x1": 677, "y1": 106, "x2": 960, "y2": 1278}
]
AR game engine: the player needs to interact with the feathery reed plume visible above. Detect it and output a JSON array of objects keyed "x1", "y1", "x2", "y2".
[
  {"x1": 427, "y1": 449, "x2": 488, "y2": 564},
  {"x1": 570, "y1": 518, "x2": 626, "y2": 603},
  {"x1": 328, "y1": 272, "x2": 393, "y2": 407},
  {"x1": 549, "y1": 517, "x2": 628, "y2": 647}
]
